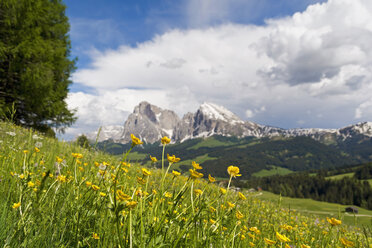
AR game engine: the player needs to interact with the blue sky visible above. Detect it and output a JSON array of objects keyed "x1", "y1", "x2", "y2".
[{"x1": 62, "y1": 0, "x2": 372, "y2": 139}]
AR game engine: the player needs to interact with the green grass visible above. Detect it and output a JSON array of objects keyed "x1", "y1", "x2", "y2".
[
  {"x1": 188, "y1": 137, "x2": 234, "y2": 149},
  {"x1": 252, "y1": 166, "x2": 293, "y2": 177},
  {"x1": 257, "y1": 191, "x2": 372, "y2": 227},
  {"x1": 0, "y1": 121, "x2": 371, "y2": 247},
  {"x1": 326, "y1": 172, "x2": 355, "y2": 180}
]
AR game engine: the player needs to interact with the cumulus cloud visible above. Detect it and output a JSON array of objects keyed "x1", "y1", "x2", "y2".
[{"x1": 67, "y1": 0, "x2": 372, "y2": 138}]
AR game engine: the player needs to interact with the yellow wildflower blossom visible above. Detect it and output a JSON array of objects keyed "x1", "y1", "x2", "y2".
[
  {"x1": 209, "y1": 206, "x2": 216, "y2": 213},
  {"x1": 167, "y1": 154, "x2": 181, "y2": 163},
  {"x1": 172, "y1": 170, "x2": 181, "y2": 176},
  {"x1": 220, "y1": 187, "x2": 227, "y2": 195},
  {"x1": 92, "y1": 233, "x2": 100, "y2": 240},
  {"x1": 227, "y1": 165, "x2": 241, "y2": 177},
  {"x1": 27, "y1": 181, "x2": 35, "y2": 188},
  {"x1": 327, "y1": 217, "x2": 341, "y2": 226},
  {"x1": 12, "y1": 202, "x2": 21, "y2": 209},
  {"x1": 116, "y1": 190, "x2": 130, "y2": 201},
  {"x1": 276, "y1": 232, "x2": 291, "y2": 242},
  {"x1": 227, "y1": 201, "x2": 235, "y2": 208},
  {"x1": 249, "y1": 242, "x2": 255, "y2": 247},
  {"x1": 137, "y1": 177, "x2": 146, "y2": 185},
  {"x1": 300, "y1": 244, "x2": 311, "y2": 248},
  {"x1": 192, "y1": 161, "x2": 202, "y2": 170},
  {"x1": 57, "y1": 175, "x2": 67, "y2": 182},
  {"x1": 238, "y1": 192, "x2": 246, "y2": 200},
  {"x1": 141, "y1": 168, "x2": 151, "y2": 176},
  {"x1": 99, "y1": 192, "x2": 107, "y2": 197},
  {"x1": 126, "y1": 201, "x2": 138, "y2": 209},
  {"x1": 340, "y1": 237, "x2": 354, "y2": 247},
  {"x1": 91, "y1": 185, "x2": 100, "y2": 191},
  {"x1": 189, "y1": 169, "x2": 203, "y2": 179},
  {"x1": 208, "y1": 174, "x2": 216, "y2": 183},
  {"x1": 86, "y1": 181, "x2": 92, "y2": 187},
  {"x1": 264, "y1": 238, "x2": 276, "y2": 245},
  {"x1": 130, "y1": 134, "x2": 143, "y2": 146},
  {"x1": 150, "y1": 155, "x2": 157, "y2": 162},
  {"x1": 161, "y1": 136, "x2": 171, "y2": 145},
  {"x1": 164, "y1": 192, "x2": 173, "y2": 198},
  {"x1": 194, "y1": 189, "x2": 203, "y2": 196},
  {"x1": 236, "y1": 210, "x2": 244, "y2": 220},
  {"x1": 56, "y1": 156, "x2": 63, "y2": 163},
  {"x1": 34, "y1": 147, "x2": 40, "y2": 153}
]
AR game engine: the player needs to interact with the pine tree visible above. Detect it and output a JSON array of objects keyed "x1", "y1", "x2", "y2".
[{"x1": 0, "y1": 0, "x2": 76, "y2": 135}]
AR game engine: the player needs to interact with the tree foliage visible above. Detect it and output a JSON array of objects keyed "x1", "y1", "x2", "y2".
[{"x1": 0, "y1": 0, "x2": 76, "y2": 134}]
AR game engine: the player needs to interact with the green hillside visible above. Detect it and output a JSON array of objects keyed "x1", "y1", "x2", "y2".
[
  {"x1": 1, "y1": 121, "x2": 371, "y2": 247},
  {"x1": 99, "y1": 135, "x2": 368, "y2": 179}
]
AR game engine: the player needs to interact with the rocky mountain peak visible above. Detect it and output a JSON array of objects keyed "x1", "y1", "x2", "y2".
[{"x1": 198, "y1": 102, "x2": 243, "y2": 123}]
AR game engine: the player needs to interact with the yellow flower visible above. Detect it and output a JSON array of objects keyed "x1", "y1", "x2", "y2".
[
  {"x1": 78, "y1": 166, "x2": 84, "y2": 172},
  {"x1": 208, "y1": 174, "x2": 216, "y2": 183},
  {"x1": 249, "y1": 242, "x2": 255, "y2": 247},
  {"x1": 126, "y1": 201, "x2": 138, "y2": 209},
  {"x1": 276, "y1": 232, "x2": 291, "y2": 243},
  {"x1": 56, "y1": 156, "x2": 63, "y2": 163},
  {"x1": 194, "y1": 189, "x2": 203, "y2": 196},
  {"x1": 116, "y1": 190, "x2": 130, "y2": 201},
  {"x1": 189, "y1": 169, "x2": 203, "y2": 179},
  {"x1": 19, "y1": 174, "x2": 25, "y2": 179},
  {"x1": 150, "y1": 155, "x2": 157, "y2": 162},
  {"x1": 12, "y1": 202, "x2": 21, "y2": 209},
  {"x1": 192, "y1": 161, "x2": 202, "y2": 170},
  {"x1": 227, "y1": 165, "x2": 241, "y2": 177},
  {"x1": 172, "y1": 170, "x2": 181, "y2": 176},
  {"x1": 72, "y1": 153, "x2": 83, "y2": 159},
  {"x1": 238, "y1": 192, "x2": 246, "y2": 200},
  {"x1": 57, "y1": 175, "x2": 67, "y2": 182},
  {"x1": 86, "y1": 181, "x2": 92, "y2": 187},
  {"x1": 340, "y1": 237, "x2": 354, "y2": 247},
  {"x1": 167, "y1": 154, "x2": 181, "y2": 163},
  {"x1": 92, "y1": 232, "x2": 100, "y2": 240},
  {"x1": 34, "y1": 147, "x2": 40, "y2": 153},
  {"x1": 281, "y1": 224, "x2": 293, "y2": 231},
  {"x1": 236, "y1": 210, "x2": 244, "y2": 220},
  {"x1": 91, "y1": 185, "x2": 100, "y2": 191},
  {"x1": 130, "y1": 134, "x2": 143, "y2": 146},
  {"x1": 240, "y1": 234, "x2": 246, "y2": 240},
  {"x1": 285, "y1": 244, "x2": 291, "y2": 248},
  {"x1": 164, "y1": 192, "x2": 173, "y2": 198},
  {"x1": 219, "y1": 187, "x2": 227, "y2": 195},
  {"x1": 209, "y1": 219, "x2": 216, "y2": 224},
  {"x1": 300, "y1": 244, "x2": 311, "y2": 248},
  {"x1": 249, "y1": 227, "x2": 260, "y2": 234},
  {"x1": 27, "y1": 181, "x2": 35, "y2": 188},
  {"x1": 227, "y1": 201, "x2": 235, "y2": 208},
  {"x1": 23, "y1": 150, "x2": 29, "y2": 154},
  {"x1": 264, "y1": 238, "x2": 276, "y2": 245},
  {"x1": 141, "y1": 168, "x2": 152, "y2": 176},
  {"x1": 137, "y1": 177, "x2": 146, "y2": 185},
  {"x1": 99, "y1": 192, "x2": 107, "y2": 197},
  {"x1": 326, "y1": 217, "x2": 341, "y2": 226},
  {"x1": 209, "y1": 206, "x2": 216, "y2": 213},
  {"x1": 161, "y1": 136, "x2": 171, "y2": 145}
]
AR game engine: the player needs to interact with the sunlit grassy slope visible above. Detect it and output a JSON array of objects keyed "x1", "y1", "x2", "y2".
[
  {"x1": 258, "y1": 191, "x2": 372, "y2": 227},
  {"x1": 0, "y1": 122, "x2": 371, "y2": 247}
]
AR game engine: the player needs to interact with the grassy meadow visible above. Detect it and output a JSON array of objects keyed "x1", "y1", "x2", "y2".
[{"x1": 0, "y1": 121, "x2": 371, "y2": 247}]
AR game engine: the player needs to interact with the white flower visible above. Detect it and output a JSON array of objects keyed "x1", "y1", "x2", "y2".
[{"x1": 6, "y1": 132, "x2": 16, "y2": 136}]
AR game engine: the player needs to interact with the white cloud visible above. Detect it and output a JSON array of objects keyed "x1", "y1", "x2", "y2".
[{"x1": 67, "y1": 0, "x2": 372, "y2": 138}]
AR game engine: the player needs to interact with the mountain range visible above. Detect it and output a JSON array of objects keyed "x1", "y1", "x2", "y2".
[{"x1": 87, "y1": 101, "x2": 372, "y2": 145}]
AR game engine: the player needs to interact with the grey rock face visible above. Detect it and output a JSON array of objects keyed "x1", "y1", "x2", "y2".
[
  {"x1": 116, "y1": 101, "x2": 180, "y2": 144},
  {"x1": 87, "y1": 101, "x2": 372, "y2": 144}
]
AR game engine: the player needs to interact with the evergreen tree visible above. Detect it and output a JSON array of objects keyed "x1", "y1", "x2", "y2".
[{"x1": 0, "y1": 0, "x2": 76, "y2": 135}]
